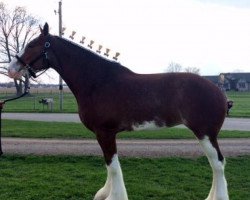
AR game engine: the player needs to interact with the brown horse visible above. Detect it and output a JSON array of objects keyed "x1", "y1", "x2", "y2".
[{"x1": 8, "y1": 23, "x2": 229, "y2": 200}]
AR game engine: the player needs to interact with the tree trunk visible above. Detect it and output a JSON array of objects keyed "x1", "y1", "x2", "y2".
[
  {"x1": 13, "y1": 76, "x2": 30, "y2": 96},
  {"x1": 14, "y1": 79, "x2": 23, "y2": 96}
]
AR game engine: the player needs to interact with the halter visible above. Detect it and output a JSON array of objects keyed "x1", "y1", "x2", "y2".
[{"x1": 15, "y1": 41, "x2": 51, "y2": 78}]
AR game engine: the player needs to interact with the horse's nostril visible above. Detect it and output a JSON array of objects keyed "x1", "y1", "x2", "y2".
[{"x1": 8, "y1": 68, "x2": 22, "y2": 79}]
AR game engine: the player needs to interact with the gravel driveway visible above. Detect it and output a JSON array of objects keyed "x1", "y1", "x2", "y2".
[{"x1": 2, "y1": 138, "x2": 250, "y2": 158}]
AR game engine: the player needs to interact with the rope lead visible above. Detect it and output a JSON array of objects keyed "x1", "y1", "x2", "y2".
[{"x1": 0, "y1": 85, "x2": 29, "y2": 155}]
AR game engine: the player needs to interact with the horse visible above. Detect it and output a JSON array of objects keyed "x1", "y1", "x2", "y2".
[{"x1": 8, "y1": 23, "x2": 229, "y2": 200}]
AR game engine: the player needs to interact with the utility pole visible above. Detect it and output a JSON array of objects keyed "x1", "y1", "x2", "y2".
[{"x1": 58, "y1": 0, "x2": 63, "y2": 111}]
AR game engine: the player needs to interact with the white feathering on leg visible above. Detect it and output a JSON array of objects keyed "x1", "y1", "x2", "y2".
[
  {"x1": 200, "y1": 136, "x2": 229, "y2": 200},
  {"x1": 94, "y1": 165, "x2": 111, "y2": 200},
  {"x1": 94, "y1": 154, "x2": 128, "y2": 200},
  {"x1": 106, "y1": 154, "x2": 128, "y2": 200}
]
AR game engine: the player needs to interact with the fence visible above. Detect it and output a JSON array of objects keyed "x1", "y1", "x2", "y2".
[
  {"x1": 0, "y1": 87, "x2": 77, "y2": 113},
  {"x1": 0, "y1": 87, "x2": 72, "y2": 95}
]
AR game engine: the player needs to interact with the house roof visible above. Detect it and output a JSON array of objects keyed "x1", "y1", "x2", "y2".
[
  {"x1": 203, "y1": 75, "x2": 218, "y2": 84},
  {"x1": 224, "y1": 73, "x2": 250, "y2": 82},
  {"x1": 203, "y1": 73, "x2": 250, "y2": 84}
]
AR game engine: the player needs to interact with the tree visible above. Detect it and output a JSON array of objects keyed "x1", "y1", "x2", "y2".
[
  {"x1": 0, "y1": 2, "x2": 39, "y2": 95},
  {"x1": 184, "y1": 67, "x2": 200, "y2": 75},
  {"x1": 166, "y1": 62, "x2": 182, "y2": 72}
]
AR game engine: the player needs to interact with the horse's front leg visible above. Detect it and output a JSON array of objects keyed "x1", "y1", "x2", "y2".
[
  {"x1": 94, "y1": 132, "x2": 128, "y2": 200},
  {"x1": 94, "y1": 165, "x2": 112, "y2": 200}
]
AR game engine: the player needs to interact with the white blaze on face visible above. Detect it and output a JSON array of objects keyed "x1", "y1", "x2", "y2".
[{"x1": 8, "y1": 49, "x2": 25, "y2": 79}]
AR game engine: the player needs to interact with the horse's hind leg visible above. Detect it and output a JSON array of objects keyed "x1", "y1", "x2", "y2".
[
  {"x1": 94, "y1": 132, "x2": 128, "y2": 200},
  {"x1": 199, "y1": 136, "x2": 229, "y2": 200}
]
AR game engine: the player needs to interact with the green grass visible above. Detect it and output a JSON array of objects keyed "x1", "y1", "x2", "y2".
[
  {"x1": 2, "y1": 119, "x2": 250, "y2": 139},
  {"x1": 0, "y1": 93, "x2": 78, "y2": 113},
  {"x1": 1, "y1": 91, "x2": 250, "y2": 118},
  {"x1": 227, "y1": 91, "x2": 250, "y2": 117},
  {"x1": 0, "y1": 155, "x2": 249, "y2": 200}
]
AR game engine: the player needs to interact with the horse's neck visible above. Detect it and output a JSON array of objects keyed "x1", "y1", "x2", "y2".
[
  {"x1": 49, "y1": 38, "x2": 90, "y2": 96},
  {"x1": 51, "y1": 37, "x2": 125, "y2": 99}
]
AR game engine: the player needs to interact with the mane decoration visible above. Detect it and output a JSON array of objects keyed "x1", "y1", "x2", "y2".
[{"x1": 65, "y1": 29, "x2": 120, "y2": 62}]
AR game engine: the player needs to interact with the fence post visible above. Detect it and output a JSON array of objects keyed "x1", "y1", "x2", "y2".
[{"x1": 33, "y1": 96, "x2": 36, "y2": 110}]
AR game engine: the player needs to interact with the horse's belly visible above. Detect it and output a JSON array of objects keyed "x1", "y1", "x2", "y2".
[{"x1": 132, "y1": 120, "x2": 166, "y2": 131}]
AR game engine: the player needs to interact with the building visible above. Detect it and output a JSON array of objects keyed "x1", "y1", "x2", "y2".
[{"x1": 203, "y1": 73, "x2": 250, "y2": 92}]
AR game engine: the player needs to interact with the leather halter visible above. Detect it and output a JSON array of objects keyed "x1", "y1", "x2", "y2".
[{"x1": 15, "y1": 41, "x2": 51, "y2": 78}]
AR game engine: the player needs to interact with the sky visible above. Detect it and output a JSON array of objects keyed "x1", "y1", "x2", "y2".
[{"x1": 1, "y1": 0, "x2": 250, "y2": 83}]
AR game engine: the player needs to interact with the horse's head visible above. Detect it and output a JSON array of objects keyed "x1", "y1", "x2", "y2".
[{"x1": 8, "y1": 23, "x2": 52, "y2": 79}]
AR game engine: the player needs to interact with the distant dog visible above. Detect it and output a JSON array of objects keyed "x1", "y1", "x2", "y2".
[
  {"x1": 227, "y1": 100, "x2": 233, "y2": 116},
  {"x1": 39, "y1": 98, "x2": 54, "y2": 110},
  {"x1": 39, "y1": 98, "x2": 53, "y2": 105}
]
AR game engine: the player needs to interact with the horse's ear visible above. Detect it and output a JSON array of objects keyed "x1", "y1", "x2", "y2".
[
  {"x1": 43, "y1": 23, "x2": 49, "y2": 36},
  {"x1": 39, "y1": 25, "x2": 43, "y2": 33}
]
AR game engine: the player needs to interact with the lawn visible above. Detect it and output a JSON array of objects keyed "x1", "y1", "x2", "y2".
[
  {"x1": 0, "y1": 155, "x2": 249, "y2": 200},
  {"x1": 0, "y1": 93, "x2": 78, "y2": 113},
  {"x1": 227, "y1": 91, "x2": 250, "y2": 117},
  {"x1": 2, "y1": 119, "x2": 250, "y2": 139},
  {"x1": 1, "y1": 91, "x2": 250, "y2": 118}
]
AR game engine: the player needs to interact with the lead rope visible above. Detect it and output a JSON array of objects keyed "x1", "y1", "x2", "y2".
[{"x1": 0, "y1": 80, "x2": 30, "y2": 155}]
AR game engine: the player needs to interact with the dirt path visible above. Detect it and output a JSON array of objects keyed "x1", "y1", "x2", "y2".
[{"x1": 2, "y1": 138, "x2": 250, "y2": 158}]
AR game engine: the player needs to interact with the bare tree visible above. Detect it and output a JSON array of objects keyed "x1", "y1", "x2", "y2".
[
  {"x1": 184, "y1": 67, "x2": 200, "y2": 75},
  {"x1": 166, "y1": 62, "x2": 183, "y2": 72},
  {"x1": 0, "y1": 2, "x2": 39, "y2": 95}
]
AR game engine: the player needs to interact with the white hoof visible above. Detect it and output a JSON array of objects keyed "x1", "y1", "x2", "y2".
[{"x1": 94, "y1": 187, "x2": 109, "y2": 200}]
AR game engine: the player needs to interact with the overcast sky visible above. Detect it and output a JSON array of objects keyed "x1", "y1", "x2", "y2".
[{"x1": 1, "y1": 0, "x2": 250, "y2": 83}]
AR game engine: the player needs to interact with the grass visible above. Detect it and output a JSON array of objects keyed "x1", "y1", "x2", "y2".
[
  {"x1": 0, "y1": 93, "x2": 78, "y2": 113},
  {"x1": 2, "y1": 119, "x2": 250, "y2": 139},
  {"x1": 0, "y1": 155, "x2": 249, "y2": 200},
  {"x1": 0, "y1": 91, "x2": 250, "y2": 118},
  {"x1": 227, "y1": 91, "x2": 250, "y2": 117}
]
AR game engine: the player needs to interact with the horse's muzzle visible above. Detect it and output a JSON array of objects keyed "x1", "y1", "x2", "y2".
[{"x1": 8, "y1": 67, "x2": 23, "y2": 79}]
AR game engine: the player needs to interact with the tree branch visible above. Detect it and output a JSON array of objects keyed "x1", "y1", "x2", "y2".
[{"x1": 0, "y1": 2, "x2": 40, "y2": 91}]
